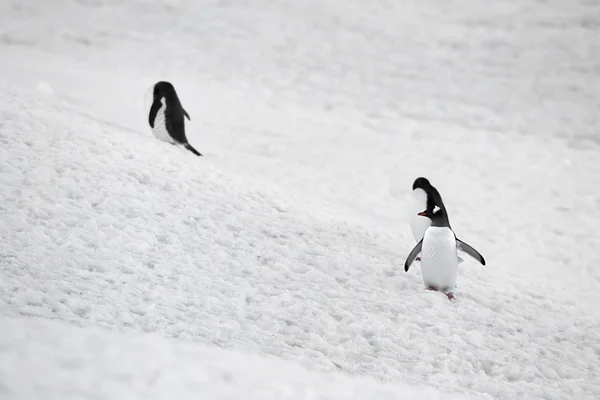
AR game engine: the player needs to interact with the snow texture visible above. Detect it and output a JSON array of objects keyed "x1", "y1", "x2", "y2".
[
  {"x1": 0, "y1": 315, "x2": 477, "y2": 400},
  {"x1": 1, "y1": 0, "x2": 600, "y2": 399}
]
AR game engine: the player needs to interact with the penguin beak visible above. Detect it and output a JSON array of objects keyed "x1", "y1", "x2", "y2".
[{"x1": 418, "y1": 211, "x2": 428, "y2": 217}]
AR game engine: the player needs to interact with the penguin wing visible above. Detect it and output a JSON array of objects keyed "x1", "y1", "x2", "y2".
[
  {"x1": 149, "y1": 101, "x2": 161, "y2": 128},
  {"x1": 404, "y1": 239, "x2": 423, "y2": 272},
  {"x1": 183, "y1": 109, "x2": 191, "y2": 121},
  {"x1": 456, "y1": 239, "x2": 486, "y2": 266}
]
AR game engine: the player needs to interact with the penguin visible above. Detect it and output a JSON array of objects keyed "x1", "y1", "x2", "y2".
[
  {"x1": 407, "y1": 177, "x2": 445, "y2": 242},
  {"x1": 406, "y1": 177, "x2": 463, "y2": 263},
  {"x1": 148, "y1": 81, "x2": 202, "y2": 156},
  {"x1": 404, "y1": 204, "x2": 486, "y2": 300}
]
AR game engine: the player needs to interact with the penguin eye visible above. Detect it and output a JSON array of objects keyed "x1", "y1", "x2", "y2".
[{"x1": 433, "y1": 205, "x2": 440, "y2": 214}]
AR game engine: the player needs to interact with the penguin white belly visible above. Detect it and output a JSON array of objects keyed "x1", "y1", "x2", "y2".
[
  {"x1": 407, "y1": 188, "x2": 431, "y2": 242},
  {"x1": 420, "y1": 226, "x2": 457, "y2": 292},
  {"x1": 152, "y1": 100, "x2": 176, "y2": 144}
]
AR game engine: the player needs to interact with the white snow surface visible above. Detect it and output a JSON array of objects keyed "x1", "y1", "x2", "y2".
[
  {"x1": 1, "y1": 0, "x2": 600, "y2": 399},
  {"x1": 0, "y1": 316, "x2": 474, "y2": 400}
]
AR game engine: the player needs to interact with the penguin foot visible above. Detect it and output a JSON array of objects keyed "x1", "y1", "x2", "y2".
[
  {"x1": 426, "y1": 286, "x2": 455, "y2": 300},
  {"x1": 416, "y1": 256, "x2": 421, "y2": 262}
]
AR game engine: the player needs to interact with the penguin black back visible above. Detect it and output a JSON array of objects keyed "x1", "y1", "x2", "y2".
[{"x1": 148, "y1": 81, "x2": 202, "y2": 156}]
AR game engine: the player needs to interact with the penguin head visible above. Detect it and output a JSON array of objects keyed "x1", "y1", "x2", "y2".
[
  {"x1": 413, "y1": 177, "x2": 437, "y2": 214},
  {"x1": 418, "y1": 204, "x2": 441, "y2": 218},
  {"x1": 418, "y1": 204, "x2": 450, "y2": 227},
  {"x1": 153, "y1": 81, "x2": 179, "y2": 104},
  {"x1": 412, "y1": 177, "x2": 431, "y2": 191}
]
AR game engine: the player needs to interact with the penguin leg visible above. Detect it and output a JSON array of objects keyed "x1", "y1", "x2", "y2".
[{"x1": 427, "y1": 285, "x2": 454, "y2": 300}]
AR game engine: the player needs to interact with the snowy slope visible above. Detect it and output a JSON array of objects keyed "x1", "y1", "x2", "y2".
[
  {"x1": 2, "y1": 82, "x2": 598, "y2": 399},
  {"x1": 0, "y1": 316, "x2": 475, "y2": 400},
  {"x1": 2, "y1": 0, "x2": 599, "y2": 300},
  {"x1": 1, "y1": 0, "x2": 600, "y2": 399}
]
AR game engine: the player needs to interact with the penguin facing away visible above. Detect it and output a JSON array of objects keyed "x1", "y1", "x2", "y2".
[
  {"x1": 404, "y1": 204, "x2": 485, "y2": 300},
  {"x1": 407, "y1": 177, "x2": 463, "y2": 263},
  {"x1": 148, "y1": 81, "x2": 202, "y2": 156}
]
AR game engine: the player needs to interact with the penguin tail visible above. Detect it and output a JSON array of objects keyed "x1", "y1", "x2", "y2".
[{"x1": 184, "y1": 143, "x2": 203, "y2": 157}]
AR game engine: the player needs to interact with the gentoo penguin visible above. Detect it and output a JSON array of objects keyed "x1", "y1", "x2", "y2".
[
  {"x1": 148, "y1": 81, "x2": 202, "y2": 156},
  {"x1": 404, "y1": 204, "x2": 485, "y2": 300},
  {"x1": 407, "y1": 177, "x2": 463, "y2": 263},
  {"x1": 407, "y1": 177, "x2": 445, "y2": 242}
]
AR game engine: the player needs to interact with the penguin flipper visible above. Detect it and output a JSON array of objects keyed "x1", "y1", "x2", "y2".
[
  {"x1": 404, "y1": 239, "x2": 423, "y2": 272},
  {"x1": 456, "y1": 239, "x2": 485, "y2": 266},
  {"x1": 184, "y1": 143, "x2": 203, "y2": 157},
  {"x1": 183, "y1": 109, "x2": 191, "y2": 121}
]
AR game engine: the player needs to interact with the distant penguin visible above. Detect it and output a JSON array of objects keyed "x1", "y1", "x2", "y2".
[
  {"x1": 407, "y1": 177, "x2": 463, "y2": 263},
  {"x1": 148, "y1": 81, "x2": 202, "y2": 156},
  {"x1": 404, "y1": 204, "x2": 486, "y2": 300},
  {"x1": 407, "y1": 177, "x2": 445, "y2": 242}
]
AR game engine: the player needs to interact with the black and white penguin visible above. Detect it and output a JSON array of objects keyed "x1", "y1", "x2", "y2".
[
  {"x1": 404, "y1": 203, "x2": 486, "y2": 300},
  {"x1": 148, "y1": 81, "x2": 202, "y2": 156},
  {"x1": 406, "y1": 177, "x2": 464, "y2": 263},
  {"x1": 407, "y1": 177, "x2": 446, "y2": 242}
]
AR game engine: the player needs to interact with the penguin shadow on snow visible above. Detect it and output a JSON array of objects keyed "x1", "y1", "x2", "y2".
[
  {"x1": 147, "y1": 81, "x2": 203, "y2": 157},
  {"x1": 404, "y1": 177, "x2": 486, "y2": 301}
]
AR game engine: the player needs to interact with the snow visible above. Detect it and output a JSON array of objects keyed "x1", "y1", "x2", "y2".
[
  {"x1": 1, "y1": 0, "x2": 600, "y2": 399},
  {"x1": 0, "y1": 316, "x2": 474, "y2": 400}
]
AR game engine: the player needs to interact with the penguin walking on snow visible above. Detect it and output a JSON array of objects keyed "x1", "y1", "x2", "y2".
[
  {"x1": 404, "y1": 198, "x2": 485, "y2": 300},
  {"x1": 407, "y1": 177, "x2": 463, "y2": 263},
  {"x1": 148, "y1": 81, "x2": 202, "y2": 156}
]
